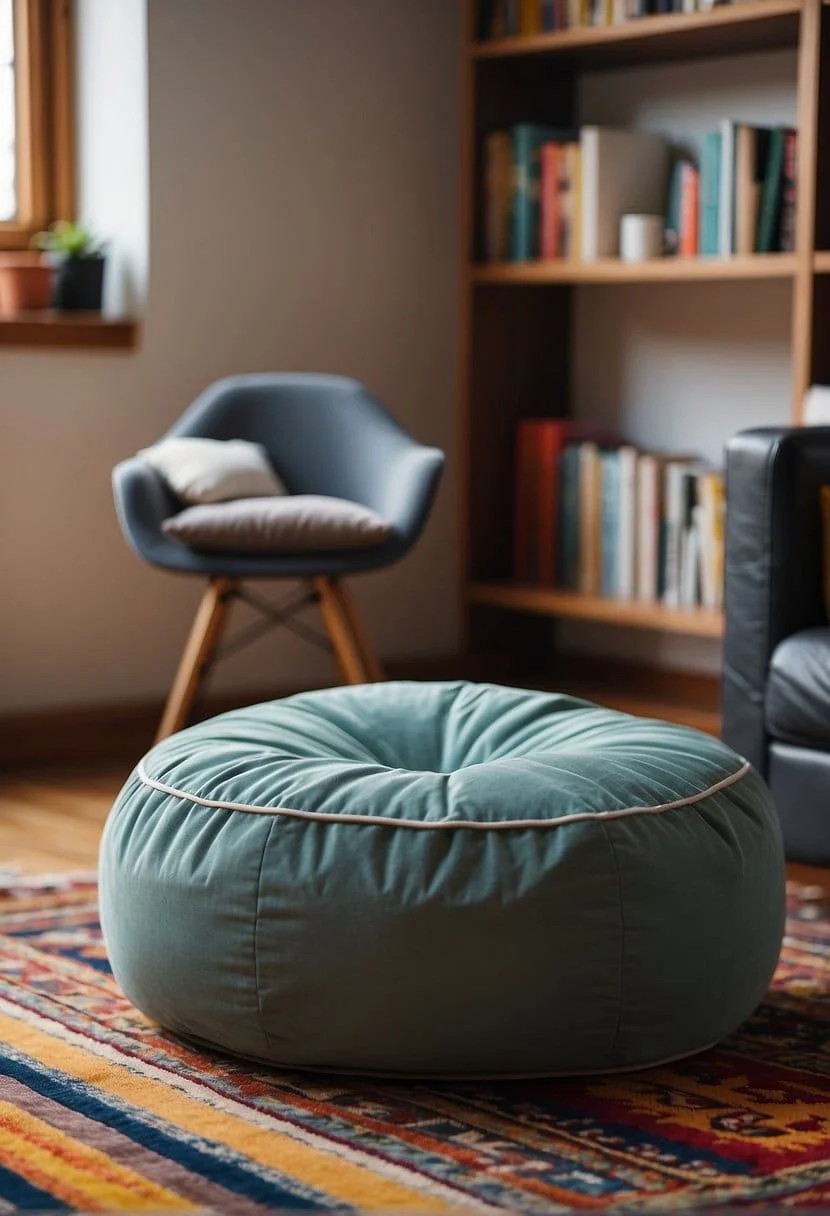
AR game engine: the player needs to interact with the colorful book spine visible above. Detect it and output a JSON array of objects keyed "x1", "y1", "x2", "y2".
[
  {"x1": 756, "y1": 127, "x2": 787, "y2": 253},
  {"x1": 666, "y1": 160, "x2": 683, "y2": 255},
  {"x1": 540, "y1": 142, "x2": 563, "y2": 260},
  {"x1": 520, "y1": 0, "x2": 543, "y2": 33},
  {"x1": 600, "y1": 451, "x2": 620, "y2": 597},
  {"x1": 617, "y1": 445, "x2": 638, "y2": 600},
  {"x1": 719, "y1": 119, "x2": 736, "y2": 256},
  {"x1": 734, "y1": 124, "x2": 758, "y2": 257},
  {"x1": 636, "y1": 454, "x2": 661, "y2": 602},
  {"x1": 678, "y1": 469, "x2": 699, "y2": 607},
  {"x1": 663, "y1": 460, "x2": 698, "y2": 607},
  {"x1": 503, "y1": 0, "x2": 521, "y2": 35},
  {"x1": 484, "y1": 131, "x2": 512, "y2": 262},
  {"x1": 679, "y1": 162, "x2": 699, "y2": 257},
  {"x1": 699, "y1": 131, "x2": 721, "y2": 256},
  {"x1": 779, "y1": 130, "x2": 798, "y2": 253},
  {"x1": 565, "y1": 143, "x2": 582, "y2": 259},
  {"x1": 558, "y1": 445, "x2": 581, "y2": 589},
  {"x1": 509, "y1": 125, "x2": 549, "y2": 260},
  {"x1": 578, "y1": 442, "x2": 602, "y2": 595},
  {"x1": 698, "y1": 471, "x2": 725, "y2": 610}
]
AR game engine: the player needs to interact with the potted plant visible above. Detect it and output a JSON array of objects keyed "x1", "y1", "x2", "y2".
[
  {"x1": 0, "y1": 252, "x2": 55, "y2": 314},
  {"x1": 33, "y1": 221, "x2": 107, "y2": 312}
]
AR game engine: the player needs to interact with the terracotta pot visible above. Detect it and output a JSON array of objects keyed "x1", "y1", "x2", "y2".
[{"x1": 0, "y1": 254, "x2": 55, "y2": 314}]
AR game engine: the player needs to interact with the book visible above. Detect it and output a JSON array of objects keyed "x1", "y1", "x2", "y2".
[
  {"x1": 617, "y1": 445, "x2": 638, "y2": 599},
  {"x1": 558, "y1": 444, "x2": 581, "y2": 590},
  {"x1": 779, "y1": 130, "x2": 798, "y2": 254},
  {"x1": 478, "y1": 0, "x2": 497, "y2": 38},
  {"x1": 509, "y1": 124, "x2": 573, "y2": 260},
  {"x1": 600, "y1": 445, "x2": 637, "y2": 599},
  {"x1": 662, "y1": 459, "x2": 700, "y2": 607},
  {"x1": 578, "y1": 441, "x2": 602, "y2": 594},
  {"x1": 484, "y1": 131, "x2": 512, "y2": 261},
  {"x1": 540, "y1": 142, "x2": 563, "y2": 259},
  {"x1": 756, "y1": 127, "x2": 787, "y2": 253},
  {"x1": 566, "y1": 143, "x2": 582, "y2": 259},
  {"x1": 665, "y1": 160, "x2": 683, "y2": 255},
  {"x1": 734, "y1": 124, "x2": 761, "y2": 256},
  {"x1": 679, "y1": 162, "x2": 699, "y2": 257},
  {"x1": 636, "y1": 453, "x2": 663, "y2": 602},
  {"x1": 600, "y1": 450, "x2": 620, "y2": 597},
  {"x1": 699, "y1": 131, "x2": 721, "y2": 256},
  {"x1": 697, "y1": 471, "x2": 725, "y2": 610},
  {"x1": 678, "y1": 469, "x2": 699, "y2": 607},
  {"x1": 520, "y1": 0, "x2": 542, "y2": 33},
  {"x1": 514, "y1": 418, "x2": 611, "y2": 584},
  {"x1": 719, "y1": 119, "x2": 737, "y2": 256},
  {"x1": 503, "y1": 0, "x2": 520, "y2": 35},
  {"x1": 579, "y1": 126, "x2": 670, "y2": 261},
  {"x1": 557, "y1": 143, "x2": 577, "y2": 258}
]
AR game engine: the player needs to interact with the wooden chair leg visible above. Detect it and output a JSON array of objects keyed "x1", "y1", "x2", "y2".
[
  {"x1": 314, "y1": 577, "x2": 384, "y2": 684},
  {"x1": 155, "y1": 578, "x2": 237, "y2": 742}
]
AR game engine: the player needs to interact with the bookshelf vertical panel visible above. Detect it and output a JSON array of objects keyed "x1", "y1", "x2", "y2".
[
  {"x1": 791, "y1": 0, "x2": 822, "y2": 419},
  {"x1": 468, "y1": 285, "x2": 571, "y2": 583},
  {"x1": 812, "y1": 7, "x2": 830, "y2": 253}
]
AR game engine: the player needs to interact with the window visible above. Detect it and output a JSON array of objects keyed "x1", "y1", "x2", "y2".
[
  {"x1": 1, "y1": 0, "x2": 15, "y2": 221},
  {"x1": 0, "y1": 0, "x2": 73, "y2": 249}
]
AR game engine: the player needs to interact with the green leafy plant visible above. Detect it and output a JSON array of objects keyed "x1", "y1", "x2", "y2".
[{"x1": 32, "y1": 220, "x2": 106, "y2": 259}]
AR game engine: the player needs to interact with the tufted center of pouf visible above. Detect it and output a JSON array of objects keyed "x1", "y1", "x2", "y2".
[
  {"x1": 138, "y1": 681, "x2": 755, "y2": 827},
  {"x1": 101, "y1": 680, "x2": 785, "y2": 1078}
]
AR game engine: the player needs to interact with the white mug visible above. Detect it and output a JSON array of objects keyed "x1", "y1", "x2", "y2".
[{"x1": 619, "y1": 213, "x2": 665, "y2": 262}]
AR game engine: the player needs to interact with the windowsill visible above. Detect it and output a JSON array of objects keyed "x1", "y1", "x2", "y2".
[{"x1": 0, "y1": 310, "x2": 139, "y2": 350}]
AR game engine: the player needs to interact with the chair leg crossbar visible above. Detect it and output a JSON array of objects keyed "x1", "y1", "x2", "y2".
[{"x1": 155, "y1": 577, "x2": 383, "y2": 743}]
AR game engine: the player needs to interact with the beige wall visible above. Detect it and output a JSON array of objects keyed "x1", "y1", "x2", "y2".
[{"x1": 0, "y1": 0, "x2": 461, "y2": 713}]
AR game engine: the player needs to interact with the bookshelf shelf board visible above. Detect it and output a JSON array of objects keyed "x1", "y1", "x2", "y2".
[
  {"x1": 469, "y1": 582, "x2": 725, "y2": 639},
  {"x1": 471, "y1": 1, "x2": 802, "y2": 68},
  {"x1": 471, "y1": 255, "x2": 797, "y2": 286},
  {"x1": 814, "y1": 251, "x2": 830, "y2": 273}
]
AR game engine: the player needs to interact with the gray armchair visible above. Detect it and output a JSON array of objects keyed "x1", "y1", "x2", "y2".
[{"x1": 113, "y1": 373, "x2": 444, "y2": 740}]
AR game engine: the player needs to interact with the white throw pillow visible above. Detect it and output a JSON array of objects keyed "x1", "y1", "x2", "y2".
[
  {"x1": 163, "y1": 495, "x2": 392, "y2": 552},
  {"x1": 139, "y1": 437, "x2": 286, "y2": 504}
]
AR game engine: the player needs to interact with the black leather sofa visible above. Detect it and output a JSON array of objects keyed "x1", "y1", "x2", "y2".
[{"x1": 723, "y1": 427, "x2": 830, "y2": 864}]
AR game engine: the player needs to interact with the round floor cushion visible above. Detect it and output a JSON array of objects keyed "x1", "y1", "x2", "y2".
[{"x1": 100, "y1": 681, "x2": 785, "y2": 1077}]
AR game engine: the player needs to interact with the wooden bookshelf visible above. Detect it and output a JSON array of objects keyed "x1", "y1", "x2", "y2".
[
  {"x1": 473, "y1": 0, "x2": 802, "y2": 67},
  {"x1": 471, "y1": 254, "x2": 797, "y2": 285},
  {"x1": 469, "y1": 583, "x2": 724, "y2": 639},
  {"x1": 459, "y1": 0, "x2": 830, "y2": 726}
]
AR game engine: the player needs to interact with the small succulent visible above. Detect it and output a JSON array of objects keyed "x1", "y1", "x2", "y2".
[{"x1": 33, "y1": 220, "x2": 106, "y2": 259}]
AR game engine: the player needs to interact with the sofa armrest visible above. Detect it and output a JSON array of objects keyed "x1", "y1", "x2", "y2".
[{"x1": 723, "y1": 427, "x2": 830, "y2": 772}]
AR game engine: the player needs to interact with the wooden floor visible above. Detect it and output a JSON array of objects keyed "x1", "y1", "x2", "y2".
[
  {"x1": 0, "y1": 764, "x2": 130, "y2": 874},
  {"x1": 0, "y1": 765, "x2": 827, "y2": 899}
]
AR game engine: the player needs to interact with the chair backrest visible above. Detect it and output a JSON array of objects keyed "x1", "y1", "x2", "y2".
[{"x1": 166, "y1": 374, "x2": 416, "y2": 511}]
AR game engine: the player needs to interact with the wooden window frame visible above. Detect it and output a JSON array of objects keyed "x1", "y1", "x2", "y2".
[{"x1": 0, "y1": 0, "x2": 74, "y2": 250}]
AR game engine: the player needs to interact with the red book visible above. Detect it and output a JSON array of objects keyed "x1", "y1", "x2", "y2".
[
  {"x1": 540, "y1": 142, "x2": 563, "y2": 260},
  {"x1": 679, "y1": 163, "x2": 700, "y2": 257},
  {"x1": 780, "y1": 130, "x2": 798, "y2": 253},
  {"x1": 514, "y1": 418, "x2": 617, "y2": 584}
]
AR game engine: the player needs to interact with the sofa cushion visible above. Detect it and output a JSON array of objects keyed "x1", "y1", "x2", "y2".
[{"x1": 766, "y1": 626, "x2": 830, "y2": 749}]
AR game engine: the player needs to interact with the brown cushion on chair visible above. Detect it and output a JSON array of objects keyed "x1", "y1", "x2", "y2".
[{"x1": 162, "y1": 495, "x2": 392, "y2": 552}]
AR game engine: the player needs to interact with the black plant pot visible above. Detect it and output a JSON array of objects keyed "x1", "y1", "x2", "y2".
[{"x1": 53, "y1": 256, "x2": 106, "y2": 311}]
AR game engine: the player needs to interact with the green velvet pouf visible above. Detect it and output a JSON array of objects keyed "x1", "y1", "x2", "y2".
[{"x1": 99, "y1": 681, "x2": 785, "y2": 1077}]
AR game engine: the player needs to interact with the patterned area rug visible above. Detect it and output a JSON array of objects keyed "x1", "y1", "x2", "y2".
[{"x1": 0, "y1": 876, "x2": 827, "y2": 1213}]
